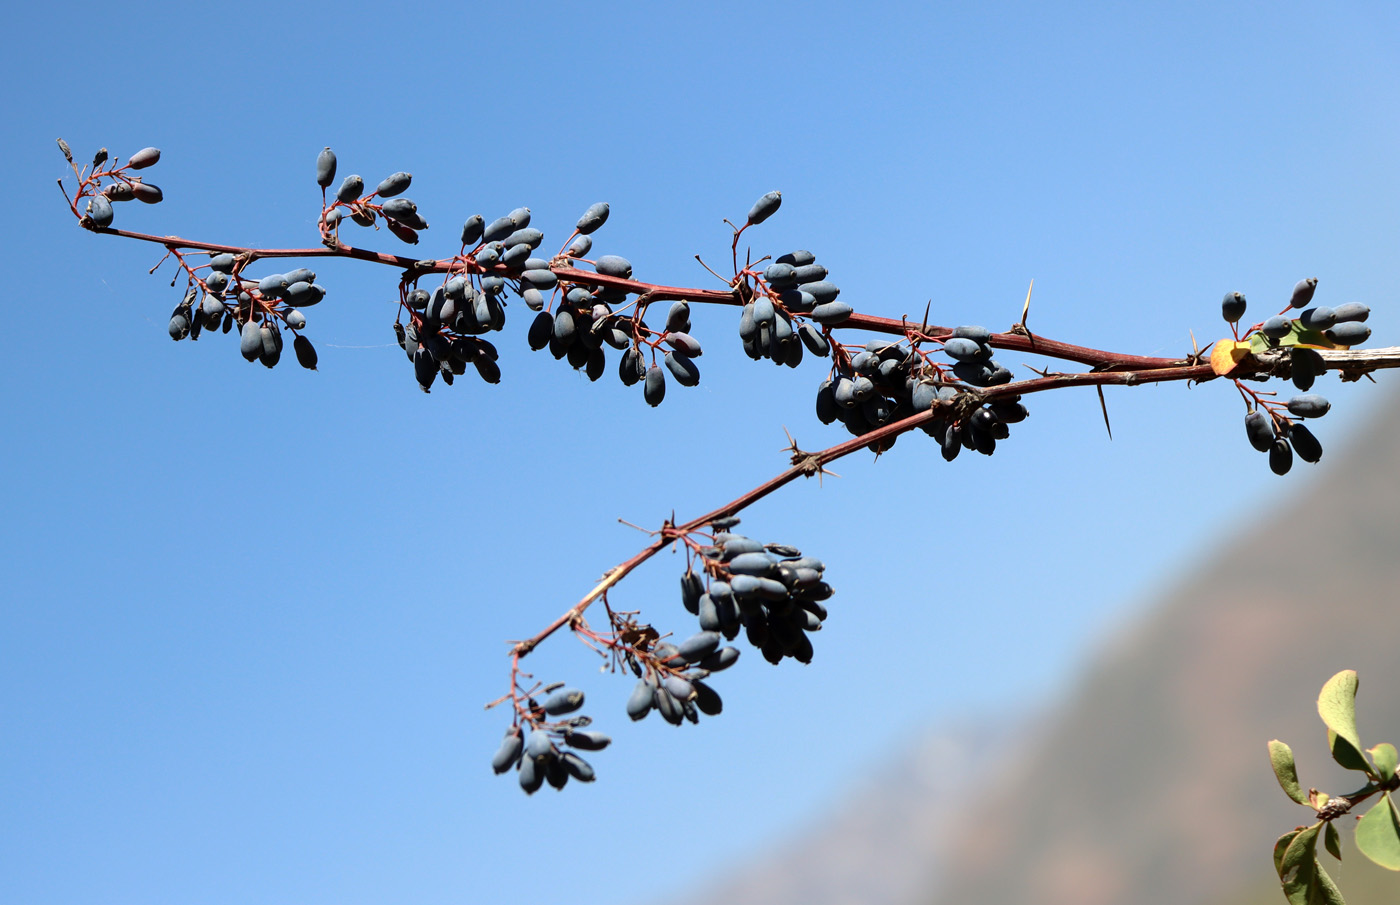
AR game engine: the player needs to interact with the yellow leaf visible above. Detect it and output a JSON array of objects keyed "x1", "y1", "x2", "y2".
[{"x1": 1211, "y1": 339, "x2": 1252, "y2": 376}]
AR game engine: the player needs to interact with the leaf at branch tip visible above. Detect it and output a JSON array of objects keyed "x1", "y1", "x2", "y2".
[
  {"x1": 1369, "y1": 742, "x2": 1398, "y2": 780},
  {"x1": 1318, "y1": 671, "x2": 1369, "y2": 773},
  {"x1": 1210, "y1": 338, "x2": 1252, "y2": 376},
  {"x1": 1355, "y1": 793, "x2": 1400, "y2": 871},
  {"x1": 1270, "y1": 740, "x2": 1310, "y2": 805},
  {"x1": 1324, "y1": 820, "x2": 1342, "y2": 860}
]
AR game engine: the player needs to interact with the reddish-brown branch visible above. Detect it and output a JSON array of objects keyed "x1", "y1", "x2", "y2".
[
  {"x1": 547, "y1": 266, "x2": 738, "y2": 305},
  {"x1": 87, "y1": 226, "x2": 426, "y2": 268},
  {"x1": 84, "y1": 225, "x2": 1199, "y2": 375},
  {"x1": 509, "y1": 358, "x2": 1229, "y2": 660},
  {"x1": 841, "y1": 312, "x2": 1188, "y2": 370}
]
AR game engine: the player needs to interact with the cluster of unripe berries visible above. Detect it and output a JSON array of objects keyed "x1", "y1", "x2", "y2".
[{"x1": 491, "y1": 687, "x2": 611, "y2": 794}]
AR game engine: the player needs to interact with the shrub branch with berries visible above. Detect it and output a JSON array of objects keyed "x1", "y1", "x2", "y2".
[{"x1": 56, "y1": 137, "x2": 1399, "y2": 835}]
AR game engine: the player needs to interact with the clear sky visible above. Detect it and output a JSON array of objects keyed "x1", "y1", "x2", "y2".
[{"x1": 4, "y1": 2, "x2": 1399, "y2": 903}]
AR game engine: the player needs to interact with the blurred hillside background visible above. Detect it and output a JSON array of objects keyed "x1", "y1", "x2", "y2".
[
  {"x1": 673, "y1": 385, "x2": 1400, "y2": 905},
  {"x1": 3, "y1": 3, "x2": 1399, "y2": 905}
]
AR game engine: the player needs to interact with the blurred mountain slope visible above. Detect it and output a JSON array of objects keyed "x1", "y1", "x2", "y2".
[
  {"x1": 667, "y1": 389, "x2": 1400, "y2": 905},
  {"x1": 665, "y1": 722, "x2": 1015, "y2": 905},
  {"x1": 932, "y1": 388, "x2": 1400, "y2": 905}
]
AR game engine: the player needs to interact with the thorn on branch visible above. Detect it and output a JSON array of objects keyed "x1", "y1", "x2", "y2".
[
  {"x1": 1096, "y1": 385, "x2": 1113, "y2": 440},
  {"x1": 783, "y1": 427, "x2": 838, "y2": 481},
  {"x1": 1017, "y1": 278, "x2": 1034, "y2": 334},
  {"x1": 1339, "y1": 367, "x2": 1376, "y2": 383}
]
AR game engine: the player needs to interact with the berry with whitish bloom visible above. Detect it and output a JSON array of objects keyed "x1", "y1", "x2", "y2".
[
  {"x1": 128, "y1": 147, "x2": 161, "y2": 169},
  {"x1": 1221, "y1": 292, "x2": 1247, "y2": 323},
  {"x1": 1289, "y1": 277, "x2": 1318, "y2": 309},
  {"x1": 335, "y1": 175, "x2": 363, "y2": 204},
  {"x1": 747, "y1": 190, "x2": 782, "y2": 224},
  {"x1": 315, "y1": 148, "x2": 337, "y2": 187},
  {"x1": 576, "y1": 202, "x2": 610, "y2": 235},
  {"x1": 375, "y1": 172, "x2": 411, "y2": 197}
]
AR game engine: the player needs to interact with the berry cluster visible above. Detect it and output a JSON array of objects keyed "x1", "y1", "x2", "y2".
[
  {"x1": 1242, "y1": 397, "x2": 1329, "y2": 475},
  {"x1": 813, "y1": 329, "x2": 1030, "y2": 458},
  {"x1": 59, "y1": 143, "x2": 324, "y2": 365},
  {"x1": 168, "y1": 254, "x2": 323, "y2": 371},
  {"x1": 1219, "y1": 281, "x2": 1373, "y2": 474},
  {"x1": 682, "y1": 517, "x2": 832, "y2": 666},
  {"x1": 738, "y1": 249, "x2": 847, "y2": 367},
  {"x1": 69, "y1": 144, "x2": 164, "y2": 230},
  {"x1": 395, "y1": 205, "x2": 548, "y2": 391},
  {"x1": 394, "y1": 272, "x2": 508, "y2": 390},
  {"x1": 491, "y1": 685, "x2": 610, "y2": 794},
  {"x1": 623, "y1": 628, "x2": 738, "y2": 726},
  {"x1": 316, "y1": 148, "x2": 429, "y2": 246},
  {"x1": 935, "y1": 325, "x2": 1014, "y2": 387},
  {"x1": 520, "y1": 202, "x2": 714, "y2": 406}
]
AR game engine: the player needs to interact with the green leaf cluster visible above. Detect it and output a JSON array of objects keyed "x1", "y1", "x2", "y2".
[{"x1": 1268, "y1": 671, "x2": 1400, "y2": 904}]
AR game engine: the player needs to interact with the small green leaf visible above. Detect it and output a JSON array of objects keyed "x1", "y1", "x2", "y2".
[
  {"x1": 1276, "y1": 827, "x2": 1304, "y2": 877},
  {"x1": 1319, "y1": 672, "x2": 1370, "y2": 775},
  {"x1": 1271, "y1": 740, "x2": 1309, "y2": 804},
  {"x1": 1324, "y1": 821, "x2": 1342, "y2": 860},
  {"x1": 1249, "y1": 331, "x2": 1273, "y2": 354},
  {"x1": 1282, "y1": 322, "x2": 1336, "y2": 349},
  {"x1": 1318, "y1": 671, "x2": 1362, "y2": 750},
  {"x1": 1280, "y1": 825, "x2": 1352, "y2": 905},
  {"x1": 1329, "y1": 729, "x2": 1373, "y2": 775},
  {"x1": 1281, "y1": 823, "x2": 1322, "y2": 904},
  {"x1": 1312, "y1": 860, "x2": 1348, "y2": 905},
  {"x1": 1355, "y1": 793, "x2": 1400, "y2": 871},
  {"x1": 1369, "y1": 742, "x2": 1398, "y2": 780}
]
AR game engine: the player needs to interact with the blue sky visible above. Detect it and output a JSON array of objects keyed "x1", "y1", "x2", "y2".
[{"x1": 4, "y1": 2, "x2": 1400, "y2": 903}]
